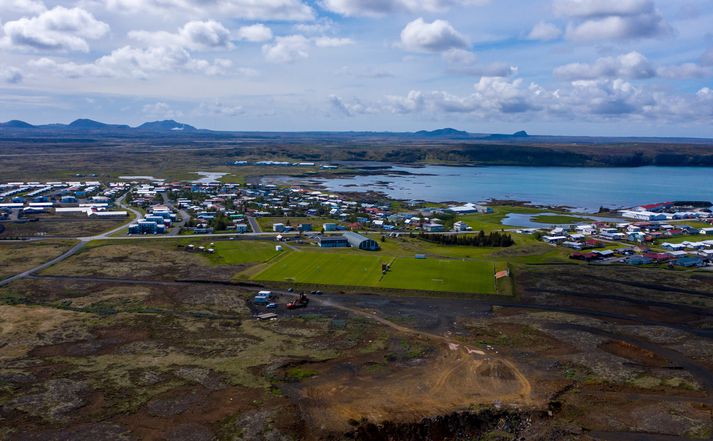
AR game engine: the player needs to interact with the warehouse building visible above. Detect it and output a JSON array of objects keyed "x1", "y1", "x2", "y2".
[{"x1": 344, "y1": 231, "x2": 380, "y2": 251}]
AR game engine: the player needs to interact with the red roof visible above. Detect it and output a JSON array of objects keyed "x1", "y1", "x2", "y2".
[
  {"x1": 640, "y1": 202, "x2": 673, "y2": 210},
  {"x1": 643, "y1": 252, "x2": 672, "y2": 261}
]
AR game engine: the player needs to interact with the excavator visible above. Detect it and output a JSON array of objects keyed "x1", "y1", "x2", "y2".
[{"x1": 287, "y1": 292, "x2": 309, "y2": 310}]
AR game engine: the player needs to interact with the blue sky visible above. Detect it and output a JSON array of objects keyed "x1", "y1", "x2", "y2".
[{"x1": 1, "y1": 0, "x2": 712, "y2": 136}]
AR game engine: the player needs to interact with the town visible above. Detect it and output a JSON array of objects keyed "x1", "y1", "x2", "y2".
[{"x1": 2, "y1": 177, "x2": 712, "y2": 271}]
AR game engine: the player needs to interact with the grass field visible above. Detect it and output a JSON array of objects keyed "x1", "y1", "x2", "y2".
[
  {"x1": 380, "y1": 258, "x2": 497, "y2": 293},
  {"x1": 253, "y1": 252, "x2": 390, "y2": 287},
  {"x1": 253, "y1": 251, "x2": 500, "y2": 294},
  {"x1": 209, "y1": 240, "x2": 282, "y2": 265}
]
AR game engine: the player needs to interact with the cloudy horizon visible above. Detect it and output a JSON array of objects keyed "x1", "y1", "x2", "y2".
[{"x1": 1, "y1": 0, "x2": 712, "y2": 137}]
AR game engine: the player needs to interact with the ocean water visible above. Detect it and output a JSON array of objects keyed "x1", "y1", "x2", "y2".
[{"x1": 287, "y1": 165, "x2": 713, "y2": 210}]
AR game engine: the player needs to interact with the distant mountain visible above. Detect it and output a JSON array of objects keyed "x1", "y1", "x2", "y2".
[
  {"x1": 485, "y1": 130, "x2": 530, "y2": 140},
  {"x1": 414, "y1": 128, "x2": 471, "y2": 138},
  {"x1": 67, "y1": 119, "x2": 130, "y2": 130},
  {"x1": 137, "y1": 120, "x2": 196, "y2": 131},
  {"x1": 0, "y1": 118, "x2": 198, "y2": 133},
  {"x1": 0, "y1": 120, "x2": 34, "y2": 128}
]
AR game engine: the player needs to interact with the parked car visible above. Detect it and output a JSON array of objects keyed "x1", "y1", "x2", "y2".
[{"x1": 266, "y1": 303, "x2": 278, "y2": 309}]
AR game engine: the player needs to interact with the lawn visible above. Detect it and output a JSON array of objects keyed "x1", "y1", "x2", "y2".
[
  {"x1": 380, "y1": 258, "x2": 497, "y2": 294},
  {"x1": 209, "y1": 240, "x2": 282, "y2": 265},
  {"x1": 252, "y1": 251, "x2": 501, "y2": 294}
]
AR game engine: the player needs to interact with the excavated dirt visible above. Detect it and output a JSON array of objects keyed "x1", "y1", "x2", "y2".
[{"x1": 290, "y1": 344, "x2": 532, "y2": 434}]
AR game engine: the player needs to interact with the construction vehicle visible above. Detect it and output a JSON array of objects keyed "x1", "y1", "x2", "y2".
[{"x1": 287, "y1": 292, "x2": 309, "y2": 310}]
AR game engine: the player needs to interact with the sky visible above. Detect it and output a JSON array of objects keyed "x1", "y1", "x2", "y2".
[{"x1": 1, "y1": 0, "x2": 712, "y2": 136}]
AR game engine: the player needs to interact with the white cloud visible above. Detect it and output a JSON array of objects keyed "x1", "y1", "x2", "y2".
[
  {"x1": 555, "y1": 51, "x2": 713, "y2": 81},
  {"x1": 554, "y1": 51, "x2": 655, "y2": 80},
  {"x1": 262, "y1": 35, "x2": 310, "y2": 63},
  {"x1": 386, "y1": 90, "x2": 425, "y2": 113},
  {"x1": 106, "y1": 0, "x2": 314, "y2": 21},
  {"x1": 31, "y1": 45, "x2": 232, "y2": 79},
  {"x1": 528, "y1": 21, "x2": 562, "y2": 41},
  {"x1": 0, "y1": 0, "x2": 47, "y2": 14},
  {"x1": 381, "y1": 75, "x2": 713, "y2": 122},
  {"x1": 1, "y1": 6, "x2": 109, "y2": 52},
  {"x1": 400, "y1": 18, "x2": 468, "y2": 53},
  {"x1": 142, "y1": 102, "x2": 183, "y2": 119},
  {"x1": 236, "y1": 24, "x2": 273, "y2": 42},
  {"x1": 321, "y1": 0, "x2": 489, "y2": 17},
  {"x1": 0, "y1": 67, "x2": 23, "y2": 84},
  {"x1": 329, "y1": 95, "x2": 375, "y2": 116},
  {"x1": 129, "y1": 20, "x2": 232, "y2": 50},
  {"x1": 314, "y1": 37, "x2": 353, "y2": 47},
  {"x1": 554, "y1": 0, "x2": 671, "y2": 41}
]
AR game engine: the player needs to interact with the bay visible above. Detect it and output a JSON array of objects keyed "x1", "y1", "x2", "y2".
[{"x1": 274, "y1": 165, "x2": 713, "y2": 211}]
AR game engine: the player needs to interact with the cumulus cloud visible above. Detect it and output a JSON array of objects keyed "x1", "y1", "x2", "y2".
[
  {"x1": 262, "y1": 35, "x2": 310, "y2": 63},
  {"x1": 528, "y1": 21, "x2": 562, "y2": 41},
  {"x1": 329, "y1": 95, "x2": 375, "y2": 116},
  {"x1": 554, "y1": 0, "x2": 672, "y2": 41},
  {"x1": 321, "y1": 0, "x2": 489, "y2": 17},
  {"x1": 0, "y1": 0, "x2": 47, "y2": 14},
  {"x1": 400, "y1": 18, "x2": 468, "y2": 53},
  {"x1": 142, "y1": 102, "x2": 183, "y2": 119},
  {"x1": 106, "y1": 0, "x2": 314, "y2": 21},
  {"x1": 129, "y1": 20, "x2": 232, "y2": 50},
  {"x1": 236, "y1": 24, "x2": 273, "y2": 42},
  {"x1": 382, "y1": 75, "x2": 713, "y2": 123},
  {"x1": 555, "y1": 51, "x2": 713, "y2": 81},
  {"x1": 1, "y1": 6, "x2": 109, "y2": 52},
  {"x1": 0, "y1": 66, "x2": 23, "y2": 84},
  {"x1": 554, "y1": 51, "x2": 655, "y2": 80},
  {"x1": 30, "y1": 45, "x2": 232, "y2": 79}
]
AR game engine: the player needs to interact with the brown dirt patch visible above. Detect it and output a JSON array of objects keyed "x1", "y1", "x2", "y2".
[{"x1": 292, "y1": 344, "x2": 532, "y2": 433}]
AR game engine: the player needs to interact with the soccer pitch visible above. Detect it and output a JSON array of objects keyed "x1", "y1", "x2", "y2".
[{"x1": 253, "y1": 252, "x2": 498, "y2": 294}]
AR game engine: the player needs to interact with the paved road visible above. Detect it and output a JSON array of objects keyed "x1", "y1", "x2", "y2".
[
  {"x1": 160, "y1": 192, "x2": 190, "y2": 236},
  {"x1": 0, "y1": 191, "x2": 141, "y2": 287},
  {"x1": 247, "y1": 216, "x2": 262, "y2": 233},
  {"x1": 0, "y1": 241, "x2": 87, "y2": 287}
]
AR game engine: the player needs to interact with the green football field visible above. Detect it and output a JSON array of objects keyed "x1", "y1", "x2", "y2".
[
  {"x1": 253, "y1": 252, "x2": 390, "y2": 286},
  {"x1": 252, "y1": 252, "x2": 498, "y2": 294},
  {"x1": 380, "y1": 258, "x2": 496, "y2": 293}
]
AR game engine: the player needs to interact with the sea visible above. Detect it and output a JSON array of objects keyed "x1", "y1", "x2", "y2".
[{"x1": 267, "y1": 165, "x2": 713, "y2": 211}]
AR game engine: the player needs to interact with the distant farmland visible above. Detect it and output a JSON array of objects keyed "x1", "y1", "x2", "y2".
[{"x1": 252, "y1": 252, "x2": 499, "y2": 294}]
